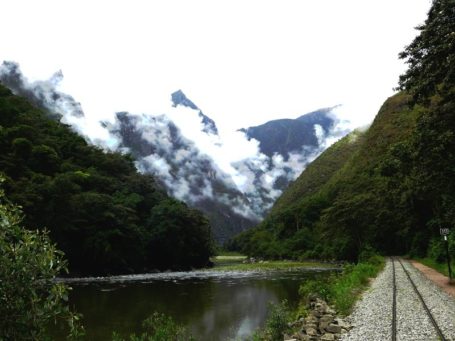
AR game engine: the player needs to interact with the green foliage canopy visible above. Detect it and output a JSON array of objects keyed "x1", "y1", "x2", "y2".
[
  {"x1": 232, "y1": 0, "x2": 455, "y2": 263},
  {"x1": 0, "y1": 177, "x2": 83, "y2": 339},
  {"x1": 398, "y1": 0, "x2": 455, "y2": 104},
  {"x1": 0, "y1": 84, "x2": 214, "y2": 275}
]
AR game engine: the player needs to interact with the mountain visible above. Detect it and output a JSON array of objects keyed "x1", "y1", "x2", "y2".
[
  {"x1": 105, "y1": 110, "x2": 258, "y2": 242},
  {"x1": 0, "y1": 83, "x2": 214, "y2": 275},
  {"x1": 235, "y1": 0, "x2": 455, "y2": 263},
  {"x1": 241, "y1": 108, "x2": 338, "y2": 158},
  {"x1": 171, "y1": 89, "x2": 218, "y2": 135},
  {"x1": 0, "y1": 62, "x2": 352, "y2": 244},
  {"x1": 0, "y1": 61, "x2": 84, "y2": 120},
  {"x1": 238, "y1": 107, "x2": 349, "y2": 196},
  {"x1": 107, "y1": 102, "x2": 351, "y2": 243},
  {"x1": 232, "y1": 90, "x2": 453, "y2": 262},
  {"x1": 270, "y1": 128, "x2": 365, "y2": 215}
]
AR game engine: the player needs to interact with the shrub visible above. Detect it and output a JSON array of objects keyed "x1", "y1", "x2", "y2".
[
  {"x1": 247, "y1": 300, "x2": 291, "y2": 341},
  {"x1": 427, "y1": 237, "x2": 446, "y2": 263},
  {"x1": 113, "y1": 312, "x2": 194, "y2": 341},
  {"x1": 298, "y1": 277, "x2": 332, "y2": 302},
  {"x1": 298, "y1": 256, "x2": 384, "y2": 316},
  {"x1": 265, "y1": 301, "x2": 291, "y2": 341},
  {"x1": 0, "y1": 177, "x2": 83, "y2": 339}
]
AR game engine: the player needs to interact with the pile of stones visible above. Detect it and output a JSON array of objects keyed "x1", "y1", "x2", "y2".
[{"x1": 284, "y1": 297, "x2": 352, "y2": 341}]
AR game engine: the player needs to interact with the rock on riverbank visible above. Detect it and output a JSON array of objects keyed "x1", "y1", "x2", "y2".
[{"x1": 285, "y1": 297, "x2": 352, "y2": 341}]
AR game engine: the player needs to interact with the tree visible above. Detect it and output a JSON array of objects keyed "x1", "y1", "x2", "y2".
[
  {"x1": 397, "y1": 0, "x2": 455, "y2": 259},
  {"x1": 147, "y1": 200, "x2": 214, "y2": 269},
  {"x1": 398, "y1": 0, "x2": 455, "y2": 104},
  {"x1": 0, "y1": 83, "x2": 215, "y2": 275},
  {"x1": 0, "y1": 177, "x2": 83, "y2": 339}
]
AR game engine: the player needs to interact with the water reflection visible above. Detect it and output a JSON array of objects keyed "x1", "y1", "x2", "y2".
[{"x1": 54, "y1": 269, "x2": 332, "y2": 340}]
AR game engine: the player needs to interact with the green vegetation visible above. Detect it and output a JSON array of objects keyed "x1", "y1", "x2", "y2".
[
  {"x1": 260, "y1": 301, "x2": 291, "y2": 341},
  {"x1": 210, "y1": 254, "x2": 247, "y2": 267},
  {"x1": 0, "y1": 177, "x2": 83, "y2": 339},
  {"x1": 231, "y1": 0, "x2": 455, "y2": 264},
  {"x1": 270, "y1": 129, "x2": 365, "y2": 215},
  {"x1": 113, "y1": 312, "x2": 194, "y2": 341},
  {"x1": 298, "y1": 256, "x2": 384, "y2": 316},
  {"x1": 211, "y1": 259, "x2": 334, "y2": 272},
  {"x1": 0, "y1": 84, "x2": 214, "y2": 275},
  {"x1": 231, "y1": 93, "x2": 422, "y2": 261},
  {"x1": 247, "y1": 256, "x2": 384, "y2": 340},
  {"x1": 415, "y1": 258, "x2": 455, "y2": 278},
  {"x1": 397, "y1": 0, "x2": 455, "y2": 105},
  {"x1": 247, "y1": 301, "x2": 291, "y2": 341},
  {"x1": 210, "y1": 251, "x2": 335, "y2": 272},
  {"x1": 215, "y1": 250, "x2": 245, "y2": 257}
]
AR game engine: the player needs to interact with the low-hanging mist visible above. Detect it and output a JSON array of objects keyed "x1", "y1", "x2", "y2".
[{"x1": 0, "y1": 61, "x2": 352, "y2": 242}]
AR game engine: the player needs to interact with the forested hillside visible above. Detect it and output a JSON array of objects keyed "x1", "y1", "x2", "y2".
[
  {"x1": 232, "y1": 0, "x2": 455, "y2": 262},
  {"x1": 270, "y1": 129, "x2": 365, "y2": 215},
  {"x1": 0, "y1": 84, "x2": 214, "y2": 275}
]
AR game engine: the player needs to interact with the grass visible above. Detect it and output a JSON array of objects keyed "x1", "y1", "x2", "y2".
[
  {"x1": 329, "y1": 261, "x2": 384, "y2": 315},
  {"x1": 215, "y1": 250, "x2": 245, "y2": 257},
  {"x1": 298, "y1": 256, "x2": 385, "y2": 316},
  {"x1": 247, "y1": 257, "x2": 385, "y2": 340},
  {"x1": 209, "y1": 256, "x2": 337, "y2": 272},
  {"x1": 247, "y1": 301, "x2": 291, "y2": 341},
  {"x1": 415, "y1": 257, "x2": 455, "y2": 278}
]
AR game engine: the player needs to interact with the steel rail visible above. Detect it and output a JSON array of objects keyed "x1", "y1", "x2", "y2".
[
  {"x1": 391, "y1": 257, "x2": 397, "y2": 341},
  {"x1": 394, "y1": 258, "x2": 447, "y2": 341}
]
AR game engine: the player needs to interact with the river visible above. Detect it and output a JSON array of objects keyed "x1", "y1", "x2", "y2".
[{"x1": 52, "y1": 267, "x2": 334, "y2": 340}]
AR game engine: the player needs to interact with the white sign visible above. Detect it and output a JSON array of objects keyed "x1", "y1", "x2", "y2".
[{"x1": 440, "y1": 228, "x2": 450, "y2": 236}]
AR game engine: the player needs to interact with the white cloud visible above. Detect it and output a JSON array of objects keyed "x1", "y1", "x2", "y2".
[
  {"x1": 0, "y1": 0, "x2": 431, "y2": 134},
  {"x1": 0, "y1": 0, "x2": 433, "y2": 221}
]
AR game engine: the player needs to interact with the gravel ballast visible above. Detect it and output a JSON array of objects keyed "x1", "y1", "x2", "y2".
[
  {"x1": 402, "y1": 260, "x2": 455, "y2": 340},
  {"x1": 395, "y1": 260, "x2": 437, "y2": 341},
  {"x1": 340, "y1": 260, "x2": 393, "y2": 341},
  {"x1": 342, "y1": 259, "x2": 455, "y2": 341}
]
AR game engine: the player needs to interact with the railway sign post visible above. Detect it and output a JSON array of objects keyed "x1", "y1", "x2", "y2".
[{"x1": 440, "y1": 228, "x2": 453, "y2": 283}]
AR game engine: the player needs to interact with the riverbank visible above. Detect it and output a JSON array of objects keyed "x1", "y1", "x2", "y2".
[
  {"x1": 55, "y1": 261, "x2": 341, "y2": 284},
  {"x1": 211, "y1": 255, "x2": 339, "y2": 272},
  {"x1": 53, "y1": 263, "x2": 336, "y2": 340},
  {"x1": 56, "y1": 257, "x2": 340, "y2": 284},
  {"x1": 280, "y1": 256, "x2": 385, "y2": 340}
]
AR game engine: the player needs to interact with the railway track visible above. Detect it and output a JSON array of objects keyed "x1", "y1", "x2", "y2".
[{"x1": 391, "y1": 257, "x2": 448, "y2": 341}]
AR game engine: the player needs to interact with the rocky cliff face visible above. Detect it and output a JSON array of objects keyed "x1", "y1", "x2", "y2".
[
  {"x1": 104, "y1": 97, "x2": 347, "y2": 243},
  {"x1": 241, "y1": 108, "x2": 336, "y2": 158},
  {"x1": 105, "y1": 110, "x2": 259, "y2": 243},
  {"x1": 171, "y1": 90, "x2": 218, "y2": 135},
  {"x1": 239, "y1": 107, "x2": 347, "y2": 193},
  {"x1": 0, "y1": 62, "x2": 351, "y2": 243}
]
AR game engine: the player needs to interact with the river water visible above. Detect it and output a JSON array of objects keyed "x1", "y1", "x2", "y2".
[{"x1": 53, "y1": 268, "x2": 334, "y2": 340}]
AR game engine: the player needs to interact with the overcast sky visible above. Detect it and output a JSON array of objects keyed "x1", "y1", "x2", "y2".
[{"x1": 1, "y1": 0, "x2": 431, "y2": 133}]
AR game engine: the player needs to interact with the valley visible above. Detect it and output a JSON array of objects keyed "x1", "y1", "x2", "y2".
[{"x1": 1, "y1": 0, "x2": 455, "y2": 339}]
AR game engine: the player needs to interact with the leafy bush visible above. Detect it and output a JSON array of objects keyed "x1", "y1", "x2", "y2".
[
  {"x1": 298, "y1": 257, "x2": 384, "y2": 316},
  {"x1": 0, "y1": 177, "x2": 83, "y2": 339},
  {"x1": 0, "y1": 84, "x2": 214, "y2": 275},
  {"x1": 427, "y1": 237, "x2": 446, "y2": 263},
  {"x1": 298, "y1": 277, "x2": 332, "y2": 302},
  {"x1": 265, "y1": 301, "x2": 291, "y2": 341},
  {"x1": 112, "y1": 312, "x2": 193, "y2": 341},
  {"x1": 358, "y1": 245, "x2": 378, "y2": 263},
  {"x1": 248, "y1": 301, "x2": 291, "y2": 341},
  {"x1": 330, "y1": 262, "x2": 382, "y2": 314}
]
